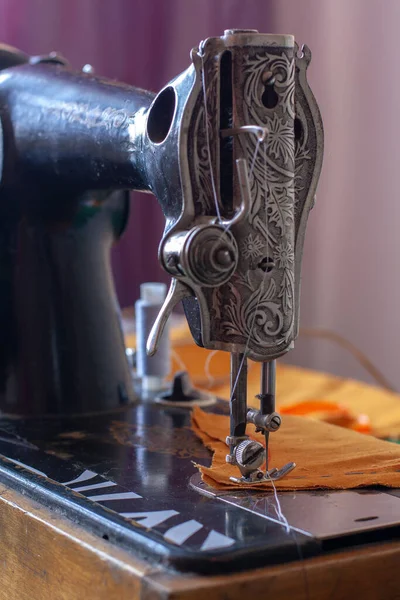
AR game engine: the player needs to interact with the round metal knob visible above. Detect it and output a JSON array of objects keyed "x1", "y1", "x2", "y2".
[
  {"x1": 214, "y1": 248, "x2": 234, "y2": 268},
  {"x1": 162, "y1": 224, "x2": 238, "y2": 288},
  {"x1": 235, "y1": 439, "x2": 265, "y2": 474}
]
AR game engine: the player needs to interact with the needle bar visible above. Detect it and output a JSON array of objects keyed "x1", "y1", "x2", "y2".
[{"x1": 260, "y1": 360, "x2": 276, "y2": 472}]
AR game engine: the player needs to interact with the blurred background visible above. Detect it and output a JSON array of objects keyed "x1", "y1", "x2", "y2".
[{"x1": 1, "y1": 0, "x2": 399, "y2": 389}]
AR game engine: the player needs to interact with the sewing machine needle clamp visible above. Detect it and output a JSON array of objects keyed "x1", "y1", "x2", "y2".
[{"x1": 228, "y1": 359, "x2": 296, "y2": 484}]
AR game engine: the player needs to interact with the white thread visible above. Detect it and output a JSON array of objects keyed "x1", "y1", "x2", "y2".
[
  {"x1": 228, "y1": 139, "x2": 270, "y2": 404},
  {"x1": 196, "y1": 134, "x2": 269, "y2": 404},
  {"x1": 267, "y1": 474, "x2": 290, "y2": 534},
  {"x1": 204, "y1": 350, "x2": 219, "y2": 388},
  {"x1": 267, "y1": 476, "x2": 310, "y2": 598},
  {"x1": 249, "y1": 138, "x2": 261, "y2": 178},
  {"x1": 171, "y1": 349, "x2": 188, "y2": 373},
  {"x1": 264, "y1": 142, "x2": 269, "y2": 263},
  {"x1": 264, "y1": 476, "x2": 310, "y2": 599}
]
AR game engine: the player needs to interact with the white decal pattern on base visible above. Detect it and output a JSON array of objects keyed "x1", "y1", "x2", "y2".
[
  {"x1": 61, "y1": 470, "x2": 97, "y2": 486},
  {"x1": 3, "y1": 456, "x2": 237, "y2": 552},
  {"x1": 164, "y1": 519, "x2": 203, "y2": 545},
  {"x1": 72, "y1": 481, "x2": 117, "y2": 492},
  {"x1": 87, "y1": 491, "x2": 141, "y2": 501},
  {"x1": 201, "y1": 530, "x2": 235, "y2": 551},
  {"x1": 120, "y1": 510, "x2": 179, "y2": 528}
]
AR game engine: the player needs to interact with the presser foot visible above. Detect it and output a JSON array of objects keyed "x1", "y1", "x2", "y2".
[
  {"x1": 226, "y1": 437, "x2": 296, "y2": 484},
  {"x1": 229, "y1": 462, "x2": 296, "y2": 485}
]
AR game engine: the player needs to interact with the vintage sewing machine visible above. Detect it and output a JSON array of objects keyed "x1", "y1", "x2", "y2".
[{"x1": 0, "y1": 30, "x2": 399, "y2": 600}]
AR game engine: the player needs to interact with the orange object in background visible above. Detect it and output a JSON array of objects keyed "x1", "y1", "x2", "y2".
[{"x1": 280, "y1": 400, "x2": 372, "y2": 434}]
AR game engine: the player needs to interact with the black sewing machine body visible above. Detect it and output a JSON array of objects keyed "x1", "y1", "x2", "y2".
[{"x1": 0, "y1": 36, "x2": 399, "y2": 583}]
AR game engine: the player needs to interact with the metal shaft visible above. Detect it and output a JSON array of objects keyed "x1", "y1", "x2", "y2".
[
  {"x1": 260, "y1": 360, "x2": 276, "y2": 412},
  {"x1": 260, "y1": 360, "x2": 276, "y2": 471},
  {"x1": 229, "y1": 352, "x2": 248, "y2": 454}
]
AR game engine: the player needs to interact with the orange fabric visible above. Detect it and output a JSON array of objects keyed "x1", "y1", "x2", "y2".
[{"x1": 192, "y1": 406, "x2": 400, "y2": 491}]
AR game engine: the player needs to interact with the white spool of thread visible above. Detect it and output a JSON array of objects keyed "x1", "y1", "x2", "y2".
[{"x1": 135, "y1": 282, "x2": 170, "y2": 393}]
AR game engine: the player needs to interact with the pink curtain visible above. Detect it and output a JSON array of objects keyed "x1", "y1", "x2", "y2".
[{"x1": 271, "y1": 0, "x2": 400, "y2": 389}]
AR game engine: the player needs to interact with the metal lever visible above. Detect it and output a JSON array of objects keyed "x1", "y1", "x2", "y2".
[
  {"x1": 220, "y1": 125, "x2": 268, "y2": 142},
  {"x1": 218, "y1": 125, "x2": 267, "y2": 229},
  {"x1": 146, "y1": 278, "x2": 192, "y2": 357}
]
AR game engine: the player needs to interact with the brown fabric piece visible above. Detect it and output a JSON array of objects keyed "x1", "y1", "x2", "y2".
[{"x1": 192, "y1": 406, "x2": 400, "y2": 490}]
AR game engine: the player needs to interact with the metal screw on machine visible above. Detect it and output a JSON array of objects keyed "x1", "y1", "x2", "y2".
[
  {"x1": 247, "y1": 408, "x2": 282, "y2": 432},
  {"x1": 267, "y1": 414, "x2": 282, "y2": 431}
]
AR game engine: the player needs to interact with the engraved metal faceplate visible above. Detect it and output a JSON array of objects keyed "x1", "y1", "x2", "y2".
[{"x1": 156, "y1": 31, "x2": 323, "y2": 361}]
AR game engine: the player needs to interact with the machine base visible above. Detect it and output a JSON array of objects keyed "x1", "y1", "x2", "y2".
[{"x1": 0, "y1": 400, "x2": 398, "y2": 574}]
